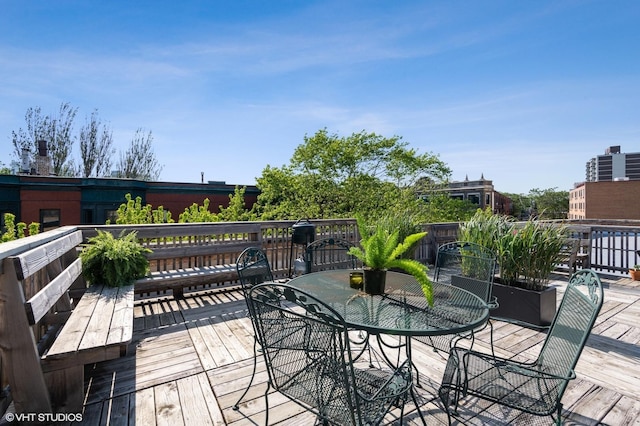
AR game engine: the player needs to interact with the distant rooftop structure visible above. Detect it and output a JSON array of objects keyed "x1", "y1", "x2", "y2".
[
  {"x1": 426, "y1": 174, "x2": 512, "y2": 215},
  {"x1": 586, "y1": 145, "x2": 640, "y2": 182}
]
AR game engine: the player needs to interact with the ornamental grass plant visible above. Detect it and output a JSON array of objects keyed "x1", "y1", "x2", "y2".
[{"x1": 459, "y1": 209, "x2": 567, "y2": 291}]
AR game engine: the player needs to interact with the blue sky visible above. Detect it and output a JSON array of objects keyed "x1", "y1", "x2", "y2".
[{"x1": 1, "y1": 0, "x2": 639, "y2": 194}]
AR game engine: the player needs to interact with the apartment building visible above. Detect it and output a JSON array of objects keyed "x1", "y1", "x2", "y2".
[{"x1": 570, "y1": 146, "x2": 640, "y2": 219}]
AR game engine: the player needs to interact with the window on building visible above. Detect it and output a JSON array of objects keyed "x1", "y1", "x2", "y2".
[
  {"x1": 82, "y1": 209, "x2": 94, "y2": 224},
  {"x1": 106, "y1": 210, "x2": 118, "y2": 224},
  {"x1": 467, "y1": 194, "x2": 480, "y2": 205},
  {"x1": 40, "y1": 209, "x2": 60, "y2": 230}
]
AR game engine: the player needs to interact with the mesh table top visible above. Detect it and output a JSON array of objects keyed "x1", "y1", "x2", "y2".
[{"x1": 287, "y1": 270, "x2": 489, "y2": 337}]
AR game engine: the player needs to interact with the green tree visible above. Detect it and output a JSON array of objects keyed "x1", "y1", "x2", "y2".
[
  {"x1": 0, "y1": 161, "x2": 11, "y2": 174},
  {"x1": 79, "y1": 110, "x2": 115, "y2": 177},
  {"x1": 112, "y1": 193, "x2": 173, "y2": 224},
  {"x1": 503, "y1": 188, "x2": 569, "y2": 220},
  {"x1": 528, "y1": 187, "x2": 569, "y2": 219},
  {"x1": 11, "y1": 103, "x2": 78, "y2": 176},
  {"x1": 178, "y1": 199, "x2": 219, "y2": 223},
  {"x1": 421, "y1": 193, "x2": 478, "y2": 223},
  {"x1": 217, "y1": 187, "x2": 253, "y2": 221},
  {"x1": 1, "y1": 213, "x2": 40, "y2": 242},
  {"x1": 115, "y1": 129, "x2": 163, "y2": 180},
  {"x1": 253, "y1": 129, "x2": 451, "y2": 220}
]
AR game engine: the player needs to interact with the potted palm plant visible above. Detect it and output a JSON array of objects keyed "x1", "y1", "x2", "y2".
[{"x1": 348, "y1": 216, "x2": 433, "y2": 305}]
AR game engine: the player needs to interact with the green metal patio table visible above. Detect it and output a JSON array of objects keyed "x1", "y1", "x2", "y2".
[{"x1": 287, "y1": 269, "x2": 490, "y2": 424}]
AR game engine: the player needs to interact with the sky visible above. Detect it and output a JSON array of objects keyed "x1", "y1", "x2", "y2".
[{"x1": 1, "y1": 0, "x2": 639, "y2": 195}]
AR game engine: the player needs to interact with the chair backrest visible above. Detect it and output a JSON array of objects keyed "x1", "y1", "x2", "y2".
[
  {"x1": 236, "y1": 247, "x2": 274, "y2": 297},
  {"x1": 434, "y1": 241, "x2": 497, "y2": 303},
  {"x1": 538, "y1": 269, "x2": 604, "y2": 383},
  {"x1": 248, "y1": 282, "x2": 360, "y2": 424},
  {"x1": 304, "y1": 237, "x2": 360, "y2": 273}
]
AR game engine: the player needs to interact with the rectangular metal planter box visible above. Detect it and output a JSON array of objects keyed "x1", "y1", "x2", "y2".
[
  {"x1": 491, "y1": 281, "x2": 557, "y2": 327},
  {"x1": 450, "y1": 275, "x2": 491, "y2": 301}
]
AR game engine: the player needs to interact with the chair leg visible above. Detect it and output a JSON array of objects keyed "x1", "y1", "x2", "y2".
[
  {"x1": 233, "y1": 338, "x2": 259, "y2": 410},
  {"x1": 487, "y1": 319, "x2": 496, "y2": 358}
]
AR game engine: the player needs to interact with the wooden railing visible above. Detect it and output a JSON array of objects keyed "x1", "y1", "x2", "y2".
[{"x1": 3, "y1": 217, "x2": 640, "y2": 411}]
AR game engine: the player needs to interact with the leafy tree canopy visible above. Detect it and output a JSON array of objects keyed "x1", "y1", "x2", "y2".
[
  {"x1": 502, "y1": 187, "x2": 569, "y2": 220},
  {"x1": 252, "y1": 129, "x2": 452, "y2": 222},
  {"x1": 9, "y1": 103, "x2": 162, "y2": 181}
]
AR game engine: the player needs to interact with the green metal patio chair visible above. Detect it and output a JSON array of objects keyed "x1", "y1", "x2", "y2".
[
  {"x1": 232, "y1": 247, "x2": 276, "y2": 411},
  {"x1": 415, "y1": 241, "x2": 498, "y2": 355},
  {"x1": 304, "y1": 237, "x2": 370, "y2": 357},
  {"x1": 438, "y1": 269, "x2": 604, "y2": 426},
  {"x1": 304, "y1": 237, "x2": 361, "y2": 273},
  {"x1": 248, "y1": 282, "x2": 413, "y2": 426}
]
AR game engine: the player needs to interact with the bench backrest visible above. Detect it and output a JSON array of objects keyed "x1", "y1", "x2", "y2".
[
  {"x1": 83, "y1": 223, "x2": 262, "y2": 272},
  {"x1": 0, "y1": 229, "x2": 86, "y2": 414},
  {"x1": 14, "y1": 231, "x2": 85, "y2": 325}
]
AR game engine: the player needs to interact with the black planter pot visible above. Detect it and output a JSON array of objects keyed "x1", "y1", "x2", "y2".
[
  {"x1": 450, "y1": 275, "x2": 492, "y2": 301},
  {"x1": 363, "y1": 269, "x2": 387, "y2": 295},
  {"x1": 491, "y1": 280, "x2": 557, "y2": 327}
]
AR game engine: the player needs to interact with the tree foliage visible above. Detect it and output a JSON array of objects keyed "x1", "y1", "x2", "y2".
[
  {"x1": 115, "y1": 129, "x2": 163, "y2": 180},
  {"x1": 11, "y1": 103, "x2": 78, "y2": 176},
  {"x1": 178, "y1": 198, "x2": 219, "y2": 223},
  {"x1": 252, "y1": 129, "x2": 452, "y2": 221},
  {"x1": 217, "y1": 187, "x2": 253, "y2": 221},
  {"x1": 9, "y1": 104, "x2": 162, "y2": 181},
  {"x1": 112, "y1": 193, "x2": 173, "y2": 224},
  {"x1": 79, "y1": 110, "x2": 115, "y2": 177},
  {"x1": 503, "y1": 187, "x2": 569, "y2": 220},
  {"x1": 1, "y1": 213, "x2": 40, "y2": 242}
]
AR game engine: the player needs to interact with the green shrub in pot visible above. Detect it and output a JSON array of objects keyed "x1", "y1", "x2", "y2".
[{"x1": 80, "y1": 230, "x2": 152, "y2": 287}]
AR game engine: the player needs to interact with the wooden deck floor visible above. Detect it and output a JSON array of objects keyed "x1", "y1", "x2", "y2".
[{"x1": 76, "y1": 272, "x2": 640, "y2": 425}]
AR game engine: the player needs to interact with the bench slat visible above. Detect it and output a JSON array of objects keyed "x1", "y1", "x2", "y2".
[
  {"x1": 79, "y1": 286, "x2": 120, "y2": 351},
  {"x1": 12, "y1": 231, "x2": 83, "y2": 281},
  {"x1": 145, "y1": 242, "x2": 253, "y2": 260},
  {"x1": 46, "y1": 284, "x2": 106, "y2": 359},
  {"x1": 107, "y1": 285, "x2": 135, "y2": 346},
  {"x1": 135, "y1": 265, "x2": 238, "y2": 293},
  {"x1": 25, "y1": 257, "x2": 83, "y2": 325}
]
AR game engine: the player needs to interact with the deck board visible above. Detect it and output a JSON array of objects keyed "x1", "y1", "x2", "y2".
[{"x1": 78, "y1": 274, "x2": 640, "y2": 425}]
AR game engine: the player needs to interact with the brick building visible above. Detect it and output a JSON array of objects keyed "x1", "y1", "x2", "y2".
[
  {"x1": 570, "y1": 146, "x2": 640, "y2": 219},
  {"x1": 429, "y1": 175, "x2": 513, "y2": 215},
  {"x1": 0, "y1": 175, "x2": 259, "y2": 230}
]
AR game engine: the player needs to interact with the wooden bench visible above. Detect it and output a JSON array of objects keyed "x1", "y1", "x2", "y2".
[
  {"x1": 0, "y1": 230, "x2": 134, "y2": 415},
  {"x1": 127, "y1": 222, "x2": 263, "y2": 298}
]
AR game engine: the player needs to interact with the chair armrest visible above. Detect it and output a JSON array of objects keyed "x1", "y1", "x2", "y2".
[{"x1": 488, "y1": 295, "x2": 499, "y2": 310}]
